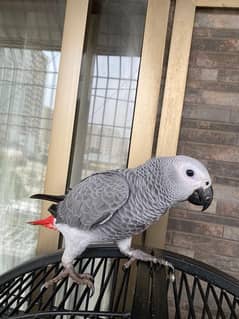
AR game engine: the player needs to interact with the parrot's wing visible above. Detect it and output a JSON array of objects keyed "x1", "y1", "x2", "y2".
[{"x1": 59, "y1": 171, "x2": 130, "y2": 229}]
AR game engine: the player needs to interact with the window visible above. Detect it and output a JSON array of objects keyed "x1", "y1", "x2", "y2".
[{"x1": 0, "y1": 0, "x2": 66, "y2": 273}]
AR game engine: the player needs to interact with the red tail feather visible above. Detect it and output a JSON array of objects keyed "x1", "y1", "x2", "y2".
[{"x1": 28, "y1": 215, "x2": 56, "y2": 230}]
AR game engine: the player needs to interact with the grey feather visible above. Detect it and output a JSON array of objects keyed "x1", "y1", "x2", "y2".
[
  {"x1": 56, "y1": 171, "x2": 130, "y2": 230},
  {"x1": 39, "y1": 155, "x2": 212, "y2": 242}
]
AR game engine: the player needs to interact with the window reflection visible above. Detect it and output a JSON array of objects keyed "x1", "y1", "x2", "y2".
[
  {"x1": 83, "y1": 55, "x2": 140, "y2": 176},
  {"x1": 0, "y1": 1, "x2": 65, "y2": 273},
  {"x1": 70, "y1": 0, "x2": 147, "y2": 185}
]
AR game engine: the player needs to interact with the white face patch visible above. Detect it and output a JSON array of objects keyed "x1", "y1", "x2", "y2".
[{"x1": 168, "y1": 155, "x2": 212, "y2": 201}]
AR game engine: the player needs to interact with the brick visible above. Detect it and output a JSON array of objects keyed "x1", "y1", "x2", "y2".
[
  {"x1": 214, "y1": 176, "x2": 239, "y2": 187},
  {"x1": 187, "y1": 67, "x2": 201, "y2": 81},
  {"x1": 214, "y1": 184, "x2": 239, "y2": 202},
  {"x1": 187, "y1": 79, "x2": 239, "y2": 93},
  {"x1": 179, "y1": 141, "x2": 239, "y2": 163},
  {"x1": 165, "y1": 244, "x2": 194, "y2": 258},
  {"x1": 181, "y1": 118, "x2": 239, "y2": 133},
  {"x1": 184, "y1": 89, "x2": 202, "y2": 104},
  {"x1": 229, "y1": 110, "x2": 239, "y2": 124},
  {"x1": 201, "y1": 68, "x2": 218, "y2": 81},
  {"x1": 169, "y1": 208, "x2": 239, "y2": 227},
  {"x1": 202, "y1": 90, "x2": 239, "y2": 107},
  {"x1": 192, "y1": 38, "x2": 239, "y2": 52},
  {"x1": 193, "y1": 26, "x2": 212, "y2": 38},
  {"x1": 210, "y1": 28, "x2": 239, "y2": 39},
  {"x1": 224, "y1": 225, "x2": 239, "y2": 241},
  {"x1": 196, "y1": 251, "x2": 239, "y2": 275},
  {"x1": 180, "y1": 127, "x2": 239, "y2": 146},
  {"x1": 217, "y1": 199, "x2": 239, "y2": 218},
  {"x1": 196, "y1": 52, "x2": 239, "y2": 69},
  {"x1": 182, "y1": 104, "x2": 231, "y2": 122},
  {"x1": 195, "y1": 11, "x2": 239, "y2": 29},
  {"x1": 178, "y1": 232, "x2": 237, "y2": 257},
  {"x1": 187, "y1": 67, "x2": 218, "y2": 81},
  {"x1": 207, "y1": 160, "x2": 239, "y2": 179},
  {"x1": 168, "y1": 218, "x2": 223, "y2": 238},
  {"x1": 219, "y1": 69, "x2": 239, "y2": 83}
]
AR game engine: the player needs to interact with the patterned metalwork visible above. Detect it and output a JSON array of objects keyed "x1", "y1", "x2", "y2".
[{"x1": 0, "y1": 246, "x2": 238, "y2": 318}]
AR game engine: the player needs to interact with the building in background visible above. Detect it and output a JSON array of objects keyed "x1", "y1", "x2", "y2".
[{"x1": 0, "y1": 0, "x2": 65, "y2": 273}]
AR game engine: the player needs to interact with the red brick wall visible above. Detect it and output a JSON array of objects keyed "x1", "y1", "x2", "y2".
[{"x1": 166, "y1": 8, "x2": 239, "y2": 278}]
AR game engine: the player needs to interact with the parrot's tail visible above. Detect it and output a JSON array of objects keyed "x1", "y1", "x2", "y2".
[
  {"x1": 28, "y1": 215, "x2": 57, "y2": 230},
  {"x1": 30, "y1": 193, "x2": 65, "y2": 202}
]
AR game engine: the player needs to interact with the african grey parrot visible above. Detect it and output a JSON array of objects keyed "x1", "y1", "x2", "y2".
[{"x1": 30, "y1": 155, "x2": 213, "y2": 291}]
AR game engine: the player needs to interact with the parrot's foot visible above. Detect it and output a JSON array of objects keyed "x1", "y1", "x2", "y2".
[
  {"x1": 42, "y1": 266, "x2": 95, "y2": 296},
  {"x1": 123, "y1": 249, "x2": 175, "y2": 282}
]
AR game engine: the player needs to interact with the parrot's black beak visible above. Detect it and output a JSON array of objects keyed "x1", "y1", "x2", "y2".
[{"x1": 188, "y1": 186, "x2": 213, "y2": 211}]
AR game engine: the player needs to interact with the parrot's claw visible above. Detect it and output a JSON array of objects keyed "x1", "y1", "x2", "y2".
[
  {"x1": 41, "y1": 269, "x2": 95, "y2": 296},
  {"x1": 155, "y1": 258, "x2": 175, "y2": 271},
  {"x1": 122, "y1": 250, "x2": 175, "y2": 282},
  {"x1": 70, "y1": 273, "x2": 95, "y2": 297},
  {"x1": 168, "y1": 271, "x2": 176, "y2": 282},
  {"x1": 154, "y1": 258, "x2": 175, "y2": 282},
  {"x1": 41, "y1": 268, "x2": 69, "y2": 289},
  {"x1": 122, "y1": 257, "x2": 136, "y2": 270}
]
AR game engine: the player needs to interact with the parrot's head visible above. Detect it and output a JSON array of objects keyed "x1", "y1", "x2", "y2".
[{"x1": 158, "y1": 155, "x2": 213, "y2": 211}]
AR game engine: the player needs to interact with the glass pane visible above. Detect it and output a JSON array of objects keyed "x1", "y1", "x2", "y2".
[
  {"x1": 0, "y1": 0, "x2": 66, "y2": 273},
  {"x1": 70, "y1": 0, "x2": 147, "y2": 185}
]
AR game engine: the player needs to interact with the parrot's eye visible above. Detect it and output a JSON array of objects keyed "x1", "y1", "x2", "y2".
[{"x1": 186, "y1": 169, "x2": 194, "y2": 177}]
